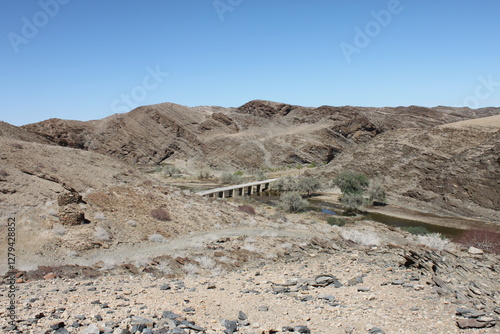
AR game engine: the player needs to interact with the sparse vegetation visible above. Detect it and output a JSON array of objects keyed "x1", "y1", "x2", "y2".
[
  {"x1": 279, "y1": 191, "x2": 309, "y2": 212},
  {"x1": 335, "y1": 171, "x2": 369, "y2": 195},
  {"x1": 183, "y1": 263, "x2": 200, "y2": 275},
  {"x1": 416, "y1": 233, "x2": 451, "y2": 251},
  {"x1": 148, "y1": 233, "x2": 165, "y2": 243},
  {"x1": 219, "y1": 172, "x2": 243, "y2": 185},
  {"x1": 340, "y1": 229, "x2": 380, "y2": 246},
  {"x1": 254, "y1": 170, "x2": 267, "y2": 181},
  {"x1": 150, "y1": 208, "x2": 171, "y2": 221},
  {"x1": 335, "y1": 171, "x2": 387, "y2": 212},
  {"x1": 273, "y1": 176, "x2": 295, "y2": 192},
  {"x1": 454, "y1": 229, "x2": 500, "y2": 254},
  {"x1": 340, "y1": 192, "x2": 366, "y2": 213},
  {"x1": 197, "y1": 168, "x2": 212, "y2": 179},
  {"x1": 366, "y1": 180, "x2": 386, "y2": 204},
  {"x1": 274, "y1": 175, "x2": 322, "y2": 196},
  {"x1": 327, "y1": 216, "x2": 347, "y2": 227},
  {"x1": 238, "y1": 205, "x2": 256, "y2": 215},
  {"x1": 296, "y1": 176, "x2": 322, "y2": 196},
  {"x1": 163, "y1": 165, "x2": 181, "y2": 177}
]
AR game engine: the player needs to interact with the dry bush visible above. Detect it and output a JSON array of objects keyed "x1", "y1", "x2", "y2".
[
  {"x1": 454, "y1": 229, "x2": 500, "y2": 254},
  {"x1": 279, "y1": 191, "x2": 308, "y2": 212},
  {"x1": 340, "y1": 229, "x2": 380, "y2": 246},
  {"x1": 238, "y1": 205, "x2": 256, "y2": 215},
  {"x1": 195, "y1": 256, "x2": 217, "y2": 269},
  {"x1": 150, "y1": 208, "x2": 171, "y2": 221},
  {"x1": 148, "y1": 233, "x2": 165, "y2": 243},
  {"x1": 416, "y1": 233, "x2": 451, "y2": 251},
  {"x1": 183, "y1": 263, "x2": 200, "y2": 275},
  {"x1": 94, "y1": 226, "x2": 111, "y2": 241}
]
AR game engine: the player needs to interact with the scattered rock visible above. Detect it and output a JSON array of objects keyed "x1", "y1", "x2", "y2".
[
  {"x1": 58, "y1": 206, "x2": 86, "y2": 226},
  {"x1": 456, "y1": 318, "x2": 496, "y2": 329},
  {"x1": 57, "y1": 191, "x2": 83, "y2": 206},
  {"x1": 292, "y1": 325, "x2": 310, "y2": 333},
  {"x1": 81, "y1": 324, "x2": 100, "y2": 334},
  {"x1": 238, "y1": 311, "x2": 248, "y2": 321},
  {"x1": 221, "y1": 319, "x2": 238, "y2": 333},
  {"x1": 43, "y1": 273, "x2": 56, "y2": 280}
]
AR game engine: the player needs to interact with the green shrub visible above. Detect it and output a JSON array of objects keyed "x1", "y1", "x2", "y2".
[
  {"x1": 334, "y1": 171, "x2": 369, "y2": 195},
  {"x1": 367, "y1": 180, "x2": 386, "y2": 204},
  {"x1": 279, "y1": 192, "x2": 308, "y2": 212},
  {"x1": 401, "y1": 226, "x2": 430, "y2": 235},
  {"x1": 327, "y1": 216, "x2": 347, "y2": 227},
  {"x1": 220, "y1": 172, "x2": 243, "y2": 185},
  {"x1": 274, "y1": 176, "x2": 297, "y2": 192},
  {"x1": 163, "y1": 165, "x2": 181, "y2": 177},
  {"x1": 233, "y1": 171, "x2": 244, "y2": 176},
  {"x1": 340, "y1": 192, "x2": 366, "y2": 213},
  {"x1": 198, "y1": 168, "x2": 212, "y2": 179},
  {"x1": 296, "y1": 176, "x2": 322, "y2": 196}
]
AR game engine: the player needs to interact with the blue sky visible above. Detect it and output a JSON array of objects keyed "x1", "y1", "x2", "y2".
[{"x1": 1, "y1": 0, "x2": 499, "y2": 126}]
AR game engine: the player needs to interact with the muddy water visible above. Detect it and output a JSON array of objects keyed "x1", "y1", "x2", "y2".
[{"x1": 250, "y1": 191, "x2": 464, "y2": 238}]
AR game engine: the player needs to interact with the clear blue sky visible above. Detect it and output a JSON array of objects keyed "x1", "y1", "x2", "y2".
[{"x1": 1, "y1": 0, "x2": 499, "y2": 126}]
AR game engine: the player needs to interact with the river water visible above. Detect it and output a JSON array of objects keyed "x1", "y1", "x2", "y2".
[{"x1": 249, "y1": 191, "x2": 464, "y2": 238}]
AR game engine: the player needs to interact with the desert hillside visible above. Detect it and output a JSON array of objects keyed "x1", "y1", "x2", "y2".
[
  {"x1": 22, "y1": 101, "x2": 500, "y2": 170},
  {"x1": 9, "y1": 100, "x2": 500, "y2": 223},
  {"x1": 319, "y1": 117, "x2": 500, "y2": 222}
]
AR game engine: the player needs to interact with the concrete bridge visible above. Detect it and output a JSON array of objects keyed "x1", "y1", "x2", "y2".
[{"x1": 197, "y1": 178, "x2": 278, "y2": 198}]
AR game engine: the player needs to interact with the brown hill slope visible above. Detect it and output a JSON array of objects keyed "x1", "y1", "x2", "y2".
[
  {"x1": 0, "y1": 133, "x2": 288, "y2": 275},
  {"x1": 22, "y1": 101, "x2": 499, "y2": 169},
  {"x1": 319, "y1": 117, "x2": 500, "y2": 222}
]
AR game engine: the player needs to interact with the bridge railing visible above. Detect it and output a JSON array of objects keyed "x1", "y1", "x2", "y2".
[{"x1": 197, "y1": 178, "x2": 278, "y2": 198}]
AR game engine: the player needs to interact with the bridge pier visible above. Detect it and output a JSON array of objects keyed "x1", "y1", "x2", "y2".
[{"x1": 197, "y1": 179, "x2": 278, "y2": 198}]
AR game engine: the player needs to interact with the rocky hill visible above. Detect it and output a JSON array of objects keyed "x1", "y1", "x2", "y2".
[
  {"x1": 319, "y1": 116, "x2": 500, "y2": 222},
  {"x1": 22, "y1": 101, "x2": 500, "y2": 170}
]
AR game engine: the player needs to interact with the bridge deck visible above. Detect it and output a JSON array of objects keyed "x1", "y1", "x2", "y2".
[{"x1": 197, "y1": 178, "x2": 278, "y2": 196}]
